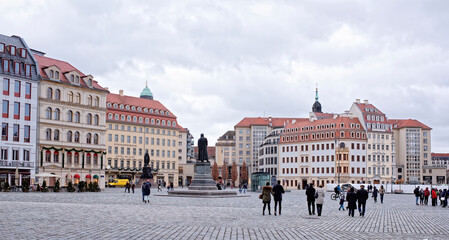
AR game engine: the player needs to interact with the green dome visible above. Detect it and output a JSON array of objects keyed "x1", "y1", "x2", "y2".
[{"x1": 140, "y1": 84, "x2": 153, "y2": 100}]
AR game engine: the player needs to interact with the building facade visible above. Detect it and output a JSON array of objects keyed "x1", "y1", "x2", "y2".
[
  {"x1": 35, "y1": 52, "x2": 108, "y2": 188},
  {"x1": 389, "y1": 119, "x2": 432, "y2": 184},
  {"x1": 1, "y1": 35, "x2": 39, "y2": 187},
  {"x1": 105, "y1": 88, "x2": 184, "y2": 187},
  {"x1": 349, "y1": 99, "x2": 394, "y2": 185},
  {"x1": 279, "y1": 116, "x2": 367, "y2": 189},
  {"x1": 257, "y1": 128, "x2": 282, "y2": 180}
]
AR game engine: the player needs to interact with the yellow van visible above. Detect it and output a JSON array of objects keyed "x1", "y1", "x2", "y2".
[{"x1": 108, "y1": 179, "x2": 129, "y2": 187}]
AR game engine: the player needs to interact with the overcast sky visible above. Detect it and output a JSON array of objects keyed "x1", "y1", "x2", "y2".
[{"x1": 2, "y1": 0, "x2": 448, "y2": 151}]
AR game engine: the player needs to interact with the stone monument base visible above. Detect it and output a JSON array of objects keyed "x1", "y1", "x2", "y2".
[{"x1": 167, "y1": 161, "x2": 238, "y2": 198}]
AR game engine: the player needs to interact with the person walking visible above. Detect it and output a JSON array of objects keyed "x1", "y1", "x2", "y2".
[
  {"x1": 372, "y1": 187, "x2": 378, "y2": 203},
  {"x1": 379, "y1": 185, "x2": 385, "y2": 204},
  {"x1": 158, "y1": 183, "x2": 162, "y2": 192},
  {"x1": 339, "y1": 192, "x2": 345, "y2": 211},
  {"x1": 346, "y1": 187, "x2": 357, "y2": 217},
  {"x1": 271, "y1": 180, "x2": 285, "y2": 216},
  {"x1": 305, "y1": 183, "x2": 316, "y2": 215},
  {"x1": 124, "y1": 182, "x2": 129, "y2": 193},
  {"x1": 170, "y1": 182, "x2": 174, "y2": 191},
  {"x1": 261, "y1": 182, "x2": 272, "y2": 215},
  {"x1": 315, "y1": 185, "x2": 325, "y2": 216},
  {"x1": 443, "y1": 189, "x2": 448, "y2": 208},
  {"x1": 441, "y1": 189, "x2": 447, "y2": 207},
  {"x1": 142, "y1": 180, "x2": 151, "y2": 203},
  {"x1": 243, "y1": 184, "x2": 247, "y2": 194},
  {"x1": 424, "y1": 187, "x2": 430, "y2": 205},
  {"x1": 419, "y1": 189, "x2": 424, "y2": 205},
  {"x1": 414, "y1": 186, "x2": 420, "y2": 205},
  {"x1": 132, "y1": 182, "x2": 135, "y2": 194},
  {"x1": 356, "y1": 185, "x2": 369, "y2": 217}
]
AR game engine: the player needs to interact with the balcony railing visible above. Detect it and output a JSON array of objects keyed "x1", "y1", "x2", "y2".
[{"x1": 0, "y1": 160, "x2": 34, "y2": 168}]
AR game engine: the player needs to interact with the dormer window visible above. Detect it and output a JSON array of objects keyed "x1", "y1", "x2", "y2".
[
  {"x1": 143, "y1": 108, "x2": 148, "y2": 112},
  {"x1": 107, "y1": 102, "x2": 111, "y2": 108},
  {"x1": 113, "y1": 103, "x2": 118, "y2": 108},
  {"x1": 166, "y1": 111, "x2": 169, "y2": 116},
  {"x1": 0, "y1": 43, "x2": 4, "y2": 52},
  {"x1": 131, "y1": 106, "x2": 136, "y2": 111},
  {"x1": 14, "y1": 62, "x2": 20, "y2": 74},
  {"x1": 50, "y1": 70, "x2": 54, "y2": 78},
  {"x1": 119, "y1": 104, "x2": 124, "y2": 109},
  {"x1": 9, "y1": 45, "x2": 16, "y2": 55},
  {"x1": 88, "y1": 78, "x2": 92, "y2": 86},
  {"x1": 149, "y1": 109, "x2": 154, "y2": 113},
  {"x1": 19, "y1": 48, "x2": 27, "y2": 58},
  {"x1": 75, "y1": 76, "x2": 79, "y2": 84},
  {"x1": 70, "y1": 75, "x2": 74, "y2": 82},
  {"x1": 137, "y1": 107, "x2": 141, "y2": 112},
  {"x1": 3, "y1": 59, "x2": 9, "y2": 72},
  {"x1": 155, "y1": 110, "x2": 159, "y2": 114},
  {"x1": 125, "y1": 105, "x2": 130, "y2": 110}
]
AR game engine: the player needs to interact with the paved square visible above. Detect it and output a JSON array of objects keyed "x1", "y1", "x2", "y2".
[{"x1": 0, "y1": 188, "x2": 448, "y2": 239}]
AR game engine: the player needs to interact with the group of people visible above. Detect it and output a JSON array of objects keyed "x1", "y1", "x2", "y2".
[
  {"x1": 414, "y1": 186, "x2": 448, "y2": 207},
  {"x1": 124, "y1": 182, "x2": 135, "y2": 193},
  {"x1": 260, "y1": 180, "x2": 285, "y2": 216}
]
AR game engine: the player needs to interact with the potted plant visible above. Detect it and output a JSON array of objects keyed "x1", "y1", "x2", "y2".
[{"x1": 22, "y1": 179, "x2": 30, "y2": 192}]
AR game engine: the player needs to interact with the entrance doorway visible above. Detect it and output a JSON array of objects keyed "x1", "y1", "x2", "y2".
[{"x1": 302, "y1": 179, "x2": 308, "y2": 189}]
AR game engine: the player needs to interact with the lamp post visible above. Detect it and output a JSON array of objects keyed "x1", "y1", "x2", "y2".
[{"x1": 335, "y1": 140, "x2": 340, "y2": 185}]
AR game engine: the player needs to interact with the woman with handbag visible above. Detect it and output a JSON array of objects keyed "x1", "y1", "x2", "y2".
[{"x1": 261, "y1": 182, "x2": 272, "y2": 215}]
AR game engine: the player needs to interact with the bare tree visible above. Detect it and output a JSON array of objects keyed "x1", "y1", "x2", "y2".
[
  {"x1": 211, "y1": 161, "x2": 219, "y2": 181},
  {"x1": 231, "y1": 162, "x2": 238, "y2": 187},
  {"x1": 221, "y1": 162, "x2": 228, "y2": 185},
  {"x1": 240, "y1": 161, "x2": 248, "y2": 184}
]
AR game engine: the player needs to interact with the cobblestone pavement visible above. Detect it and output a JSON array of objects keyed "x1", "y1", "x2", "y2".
[{"x1": 0, "y1": 188, "x2": 448, "y2": 240}]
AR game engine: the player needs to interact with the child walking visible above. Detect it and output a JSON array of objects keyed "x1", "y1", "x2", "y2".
[{"x1": 339, "y1": 193, "x2": 345, "y2": 211}]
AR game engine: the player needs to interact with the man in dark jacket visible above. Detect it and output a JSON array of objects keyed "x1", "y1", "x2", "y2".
[
  {"x1": 414, "y1": 186, "x2": 420, "y2": 205},
  {"x1": 272, "y1": 180, "x2": 285, "y2": 216},
  {"x1": 356, "y1": 185, "x2": 369, "y2": 216},
  {"x1": 305, "y1": 183, "x2": 316, "y2": 215}
]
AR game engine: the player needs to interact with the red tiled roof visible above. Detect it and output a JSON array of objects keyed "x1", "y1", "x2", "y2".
[
  {"x1": 388, "y1": 119, "x2": 431, "y2": 130},
  {"x1": 313, "y1": 112, "x2": 335, "y2": 119},
  {"x1": 193, "y1": 146, "x2": 216, "y2": 158},
  {"x1": 280, "y1": 116, "x2": 366, "y2": 143},
  {"x1": 107, "y1": 93, "x2": 176, "y2": 118},
  {"x1": 355, "y1": 103, "x2": 385, "y2": 115},
  {"x1": 34, "y1": 54, "x2": 107, "y2": 91},
  {"x1": 235, "y1": 117, "x2": 308, "y2": 128},
  {"x1": 431, "y1": 153, "x2": 449, "y2": 158}
]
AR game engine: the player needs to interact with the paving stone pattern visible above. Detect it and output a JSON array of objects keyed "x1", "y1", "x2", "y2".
[{"x1": 0, "y1": 189, "x2": 448, "y2": 240}]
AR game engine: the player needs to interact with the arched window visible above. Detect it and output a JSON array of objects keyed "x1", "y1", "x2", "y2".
[
  {"x1": 49, "y1": 70, "x2": 54, "y2": 78},
  {"x1": 68, "y1": 92, "x2": 73, "y2": 102},
  {"x1": 94, "y1": 97, "x2": 99, "y2": 107},
  {"x1": 139, "y1": 117, "x2": 143, "y2": 123},
  {"x1": 74, "y1": 131, "x2": 80, "y2": 143},
  {"x1": 46, "y1": 128, "x2": 52, "y2": 140},
  {"x1": 133, "y1": 116, "x2": 137, "y2": 122},
  {"x1": 47, "y1": 88, "x2": 53, "y2": 99},
  {"x1": 70, "y1": 75, "x2": 74, "y2": 82},
  {"x1": 55, "y1": 89, "x2": 60, "y2": 100},
  {"x1": 113, "y1": 103, "x2": 118, "y2": 108},
  {"x1": 75, "y1": 76, "x2": 79, "y2": 83},
  {"x1": 46, "y1": 107, "x2": 52, "y2": 119},
  {"x1": 75, "y1": 93, "x2": 81, "y2": 103},
  {"x1": 172, "y1": 121, "x2": 176, "y2": 127},
  {"x1": 162, "y1": 120, "x2": 166, "y2": 126},
  {"x1": 54, "y1": 108, "x2": 60, "y2": 120},
  {"x1": 94, "y1": 114, "x2": 99, "y2": 125},
  {"x1": 149, "y1": 109, "x2": 154, "y2": 113},
  {"x1": 127, "y1": 115, "x2": 131, "y2": 121},
  {"x1": 115, "y1": 114, "x2": 119, "y2": 120},
  {"x1": 167, "y1": 121, "x2": 171, "y2": 126},
  {"x1": 87, "y1": 95, "x2": 92, "y2": 105},
  {"x1": 93, "y1": 134, "x2": 99, "y2": 144},
  {"x1": 53, "y1": 151, "x2": 59, "y2": 163},
  {"x1": 55, "y1": 71, "x2": 59, "y2": 79},
  {"x1": 340, "y1": 131, "x2": 345, "y2": 138},
  {"x1": 74, "y1": 111, "x2": 80, "y2": 123},
  {"x1": 151, "y1": 119, "x2": 155, "y2": 124},
  {"x1": 67, "y1": 131, "x2": 72, "y2": 142},
  {"x1": 108, "y1": 113, "x2": 113, "y2": 119},
  {"x1": 86, "y1": 133, "x2": 92, "y2": 144},
  {"x1": 67, "y1": 110, "x2": 73, "y2": 122},
  {"x1": 145, "y1": 118, "x2": 149, "y2": 123},
  {"x1": 121, "y1": 115, "x2": 125, "y2": 121},
  {"x1": 87, "y1": 113, "x2": 92, "y2": 125},
  {"x1": 155, "y1": 110, "x2": 159, "y2": 114},
  {"x1": 156, "y1": 119, "x2": 160, "y2": 125},
  {"x1": 54, "y1": 130, "x2": 60, "y2": 141}
]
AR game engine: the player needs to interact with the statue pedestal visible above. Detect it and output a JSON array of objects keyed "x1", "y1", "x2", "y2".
[
  {"x1": 166, "y1": 161, "x2": 238, "y2": 198},
  {"x1": 188, "y1": 162, "x2": 217, "y2": 190}
]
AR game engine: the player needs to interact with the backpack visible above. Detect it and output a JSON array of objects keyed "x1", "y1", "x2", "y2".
[{"x1": 143, "y1": 182, "x2": 150, "y2": 191}]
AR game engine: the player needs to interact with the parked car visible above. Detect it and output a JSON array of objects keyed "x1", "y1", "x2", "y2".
[
  {"x1": 341, "y1": 183, "x2": 353, "y2": 192},
  {"x1": 108, "y1": 179, "x2": 129, "y2": 188}
]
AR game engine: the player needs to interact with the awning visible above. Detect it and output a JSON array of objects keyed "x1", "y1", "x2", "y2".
[
  {"x1": 93, "y1": 175, "x2": 99, "y2": 179},
  {"x1": 74, "y1": 174, "x2": 80, "y2": 178},
  {"x1": 85, "y1": 174, "x2": 92, "y2": 178},
  {"x1": 35, "y1": 172, "x2": 61, "y2": 178}
]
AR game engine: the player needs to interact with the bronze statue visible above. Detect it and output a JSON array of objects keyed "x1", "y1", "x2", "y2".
[
  {"x1": 141, "y1": 150, "x2": 153, "y2": 179},
  {"x1": 197, "y1": 133, "x2": 209, "y2": 162}
]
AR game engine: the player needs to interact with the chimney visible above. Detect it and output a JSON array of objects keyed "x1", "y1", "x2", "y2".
[
  {"x1": 364, "y1": 100, "x2": 369, "y2": 105},
  {"x1": 356, "y1": 99, "x2": 361, "y2": 103},
  {"x1": 119, "y1": 90, "x2": 124, "y2": 96}
]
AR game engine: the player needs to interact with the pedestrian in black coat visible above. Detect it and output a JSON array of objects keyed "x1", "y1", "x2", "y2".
[
  {"x1": 356, "y1": 185, "x2": 369, "y2": 216},
  {"x1": 372, "y1": 187, "x2": 378, "y2": 203},
  {"x1": 346, "y1": 187, "x2": 357, "y2": 217},
  {"x1": 271, "y1": 180, "x2": 285, "y2": 216},
  {"x1": 305, "y1": 183, "x2": 316, "y2": 215}
]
